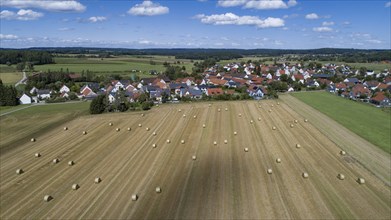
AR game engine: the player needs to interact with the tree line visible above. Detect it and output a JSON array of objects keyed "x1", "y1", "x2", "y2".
[
  {"x1": 0, "y1": 50, "x2": 54, "y2": 65},
  {"x1": 0, "y1": 80, "x2": 19, "y2": 106}
]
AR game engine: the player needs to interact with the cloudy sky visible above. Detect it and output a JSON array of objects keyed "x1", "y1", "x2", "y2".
[{"x1": 0, "y1": 0, "x2": 390, "y2": 49}]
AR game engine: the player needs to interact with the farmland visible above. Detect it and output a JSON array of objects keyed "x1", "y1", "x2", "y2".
[
  {"x1": 0, "y1": 100, "x2": 389, "y2": 219},
  {"x1": 291, "y1": 92, "x2": 390, "y2": 153},
  {"x1": 33, "y1": 56, "x2": 195, "y2": 76}
]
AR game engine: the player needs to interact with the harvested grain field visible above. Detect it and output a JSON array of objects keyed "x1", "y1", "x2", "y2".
[{"x1": 0, "y1": 100, "x2": 390, "y2": 219}]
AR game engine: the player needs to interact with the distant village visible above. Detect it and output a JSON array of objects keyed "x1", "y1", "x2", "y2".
[{"x1": 19, "y1": 62, "x2": 391, "y2": 108}]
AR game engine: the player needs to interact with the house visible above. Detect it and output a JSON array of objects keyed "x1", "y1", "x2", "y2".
[
  {"x1": 206, "y1": 88, "x2": 224, "y2": 96},
  {"x1": 37, "y1": 89, "x2": 51, "y2": 99},
  {"x1": 59, "y1": 85, "x2": 70, "y2": 93},
  {"x1": 19, "y1": 93, "x2": 31, "y2": 104},
  {"x1": 370, "y1": 92, "x2": 391, "y2": 106},
  {"x1": 344, "y1": 78, "x2": 360, "y2": 84},
  {"x1": 247, "y1": 85, "x2": 264, "y2": 99},
  {"x1": 350, "y1": 84, "x2": 370, "y2": 99},
  {"x1": 182, "y1": 88, "x2": 203, "y2": 99},
  {"x1": 30, "y1": 87, "x2": 38, "y2": 94}
]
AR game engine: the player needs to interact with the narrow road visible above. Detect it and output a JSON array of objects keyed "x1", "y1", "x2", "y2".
[{"x1": 15, "y1": 71, "x2": 27, "y2": 87}]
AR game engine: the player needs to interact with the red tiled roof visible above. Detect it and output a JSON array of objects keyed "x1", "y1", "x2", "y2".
[
  {"x1": 371, "y1": 92, "x2": 388, "y2": 102},
  {"x1": 207, "y1": 88, "x2": 224, "y2": 96}
]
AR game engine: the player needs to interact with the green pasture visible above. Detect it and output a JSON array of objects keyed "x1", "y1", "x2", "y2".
[{"x1": 292, "y1": 92, "x2": 390, "y2": 153}]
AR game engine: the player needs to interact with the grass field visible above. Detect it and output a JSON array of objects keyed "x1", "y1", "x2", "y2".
[
  {"x1": 33, "y1": 56, "x2": 195, "y2": 76},
  {"x1": 291, "y1": 92, "x2": 390, "y2": 153},
  {"x1": 0, "y1": 102, "x2": 90, "y2": 153},
  {"x1": 0, "y1": 100, "x2": 389, "y2": 219}
]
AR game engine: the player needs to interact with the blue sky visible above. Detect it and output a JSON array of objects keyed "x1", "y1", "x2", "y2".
[{"x1": 0, "y1": 0, "x2": 390, "y2": 49}]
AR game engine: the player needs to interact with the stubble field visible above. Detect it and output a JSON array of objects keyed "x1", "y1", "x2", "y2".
[{"x1": 0, "y1": 100, "x2": 390, "y2": 219}]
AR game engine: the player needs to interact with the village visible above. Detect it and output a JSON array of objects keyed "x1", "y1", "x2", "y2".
[{"x1": 18, "y1": 61, "x2": 391, "y2": 108}]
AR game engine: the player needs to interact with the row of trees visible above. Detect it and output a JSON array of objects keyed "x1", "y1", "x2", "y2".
[
  {"x1": 0, "y1": 50, "x2": 53, "y2": 65},
  {"x1": 90, "y1": 93, "x2": 154, "y2": 114},
  {"x1": 0, "y1": 80, "x2": 19, "y2": 106}
]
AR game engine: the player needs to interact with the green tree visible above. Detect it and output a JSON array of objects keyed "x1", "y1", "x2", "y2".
[{"x1": 90, "y1": 95, "x2": 106, "y2": 114}]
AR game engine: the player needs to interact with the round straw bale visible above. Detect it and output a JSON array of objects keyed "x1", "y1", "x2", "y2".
[
  {"x1": 109, "y1": 122, "x2": 113, "y2": 126},
  {"x1": 72, "y1": 184, "x2": 79, "y2": 190},
  {"x1": 250, "y1": 120, "x2": 254, "y2": 124},
  {"x1": 294, "y1": 119, "x2": 298, "y2": 123},
  {"x1": 141, "y1": 113, "x2": 144, "y2": 117},
  {"x1": 116, "y1": 128, "x2": 120, "y2": 132},
  {"x1": 178, "y1": 109, "x2": 182, "y2": 112},
  {"x1": 156, "y1": 187, "x2": 161, "y2": 193},
  {"x1": 218, "y1": 108, "x2": 221, "y2": 112},
  {"x1": 225, "y1": 108, "x2": 228, "y2": 111},
  {"x1": 152, "y1": 131, "x2": 156, "y2": 136},
  {"x1": 127, "y1": 127, "x2": 131, "y2": 131},
  {"x1": 192, "y1": 155, "x2": 197, "y2": 160},
  {"x1": 193, "y1": 115, "x2": 197, "y2": 119},
  {"x1": 271, "y1": 104, "x2": 274, "y2": 107},
  {"x1": 53, "y1": 158, "x2": 59, "y2": 164},
  {"x1": 234, "y1": 131, "x2": 237, "y2": 135},
  {"x1": 340, "y1": 150, "x2": 346, "y2": 155},
  {"x1": 208, "y1": 104, "x2": 211, "y2": 107},
  {"x1": 183, "y1": 114, "x2": 186, "y2": 118},
  {"x1": 259, "y1": 105, "x2": 262, "y2": 108},
  {"x1": 166, "y1": 139, "x2": 171, "y2": 143},
  {"x1": 244, "y1": 148, "x2": 249, "y2": 152},
  {"x1": 95, "y1": 177, "x2": 102, "y2": 184},
  {"x1": 132, "y1": 194, "x2": 138, "y2": 201},
  {"x1": 181, "y1": 140, "x2": 185, "y2": 144},
  {"x1": 268, "y1": 109, "x2": 272, "y2": 113},
  {"x1": 290, "y1": 124, "x2": 294, "y2": 128},
  {"x1": 82, "y1": 131, "x2": 87, "y2": 135},
  {"x1": 213, "y1": 141, "x2": 217, "y2": 145},
  {"x1": 138, "y1": 124, "x2": 142, "y2": 127},
  {"x1": 146, "y1": 127, "x2": 150, "y2": 131},
  {"x1": 44, "y1": 195, "x2": 53, "y2": 202},
  {"x1": 277, "y1": 102, "x2": 280, "y2": 105},
  {"x1": 302, "y1": 172, "x2": 309, "y2": 178},
  {"x1": 16, "y1": 169, "x2": 24, "y2": 174},
  {"x1": 238, "y1": 113, "x2": 242, "y2": 117},
  {"x1": 258, "y1": 117, "x2": 261, "y2": 121},
  {"x1": 357, "y1": 178, "x2": 365, "y2": 184},
  {"x1": 68, "y1": 161, "x2": 74, "y2": 166},
  {"x1": 35, "y1": 153, "x2": 41, "y2": 158},
  {"x1": 337, "y1": 174, "x2": 345, "y2": 180},
  {"x1": 272, "y1": 126, "x2": 276, "y2": 130},
  {"x1": 64, "y1": 126, "x2": 68, "y2": 130},
  {"x1": 152, "y1": 143, "x2": 157, "y2": 148},
  {"x1": 304, "y1": 119, "x2": 308, "y2": 122},
  {"x1": 276, "y1": 158, "x2": 281, "y2": 163},
  {"x1": 224, "y1": 140, "x2": 228, "y2": 144},
  {"x1": 31, "y1": 138, "x2": 36, "y2": 142},
  {"x1": 267, "y1": 169, "x2": 273, "y2": 174},
  {"x1": 202, "y1": 124, "x2": 206, "y2": 128},
  {"x1": 296, "y1": 144, "x2": 301, "y2": 148}
]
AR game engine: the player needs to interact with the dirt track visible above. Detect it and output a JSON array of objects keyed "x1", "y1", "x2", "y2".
[{"x1": 1, "y1": 100, "x2": 390, "y2": 219}]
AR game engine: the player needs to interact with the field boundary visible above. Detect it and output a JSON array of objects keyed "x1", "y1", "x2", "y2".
[{"x1": 280, "y1": 94, "x2": 391, "y2": 186}]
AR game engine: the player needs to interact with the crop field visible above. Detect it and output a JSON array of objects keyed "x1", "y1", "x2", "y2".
[{"x1": 0, "y1": 100, "x2": 390, "y2": 219}]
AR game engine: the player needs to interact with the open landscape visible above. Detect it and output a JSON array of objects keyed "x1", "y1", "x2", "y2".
[{"x1": 1, "y1": 99, "x2": 389, "y2": 219}]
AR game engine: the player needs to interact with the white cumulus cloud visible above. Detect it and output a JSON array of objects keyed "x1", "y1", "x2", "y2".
[
  {"x1": 0, "y1": 34, "x2": 18, "y2": 39},
  {"x1": 305, "y1": 13, "x2": 319, "y2": 19},
  {"x1": 367, "y1": 39, "x2": 382, "y2": 44},
  {"x1": 128, "y1": 1, "x2": 169, "y2": 16},
  {"x1": 88, "y1": 16, "x2": 107, "y2": 23},
  {"x1": 195, "y1": 13, "x2": 284, "y2": 28},
  {"x1": 0, "y1": 9, "x2": 43, "y2": 20},
  {"x1": 385, "y1": 2, "x2": 391, "y2": 7},
  {"x1": 313, "y1": 27, "x2": 333, "y2": 32},
  {"x1": 218, "y1": 0, "x2": 297, "y2": 9},
  {"x1": 322, "y1": 21, "x2": 334, "y2": 26},
  {"x1": 0, "y1": 0, "x2": 86, "y2": 12}
]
